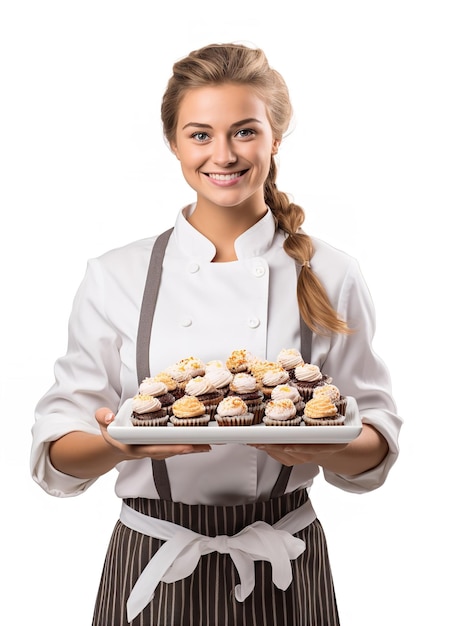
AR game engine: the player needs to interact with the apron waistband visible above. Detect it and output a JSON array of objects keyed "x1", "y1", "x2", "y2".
[{"x1": 120, "y1": 495, "x2": 317, "y2": 622}]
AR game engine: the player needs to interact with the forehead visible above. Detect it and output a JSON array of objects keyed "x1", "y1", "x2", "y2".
[{"x1": 177, "y1": 84, "x2": 270, "y2": 128}]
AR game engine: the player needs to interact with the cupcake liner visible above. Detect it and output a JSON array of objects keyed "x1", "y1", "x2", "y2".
[
  {"x1": 262, "y1": 415, "x2": 302, "y2": 427},
  {"x1": 215, "y1": 412, "x2": 254, "y2": 427},
  {"x1": 293, "y1": 383, "x2": 316, "y2": 401},
  {"x1": 246, "y1": 401, "x2": 265, "y2": 424},
  {"x1": 202, "y1": 403, "x2": 220, "y2": 420},
  {"x1": 169, "y1": 415, "x2": 211, "y2": 427},
  {"x1": 131, "y1": 414, "x2": 169, "y2": 427},
  {"x1": 336, "y1": 396, "x2": 347, "y2": 416},
  {"x1": 302, "y1": 414, "x2": 346, "y2": 426}
]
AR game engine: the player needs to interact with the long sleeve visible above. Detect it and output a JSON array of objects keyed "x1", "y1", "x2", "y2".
[
  {"x1": 315, "y1": 256, "x2": 402, "y2": 493},
  {"x1": 31, "y1": 257, "x2": 124, "y2": 497}
]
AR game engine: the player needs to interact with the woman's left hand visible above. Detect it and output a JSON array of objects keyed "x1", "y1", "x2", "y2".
[
  {"x1": 248, "y1": 442, "x2": 348, "y2": 466},
  {"x1": 249, "y1": 424, "x2": 388, "y2": 475}
]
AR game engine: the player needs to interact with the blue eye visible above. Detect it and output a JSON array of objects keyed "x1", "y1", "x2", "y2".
[
  {"x1": 236, "y1": 129, "x2": 254, "y2": 138},
  {"x1": 192, "y1": 132, "x2": 210, "y2": 142}
]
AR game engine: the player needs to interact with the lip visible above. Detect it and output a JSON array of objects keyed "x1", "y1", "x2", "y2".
[{"x1": 204, "y1": 169, "x2": 248, "y2": 187}]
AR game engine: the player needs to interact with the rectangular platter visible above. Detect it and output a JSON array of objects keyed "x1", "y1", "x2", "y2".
[{"x1": 108, "y1": 395, "x2": 362, "y2": 445}]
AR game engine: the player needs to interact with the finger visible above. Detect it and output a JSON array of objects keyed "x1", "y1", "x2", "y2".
[{"x1": 95, "y1": 407, "x2": 115, "y2": 426}]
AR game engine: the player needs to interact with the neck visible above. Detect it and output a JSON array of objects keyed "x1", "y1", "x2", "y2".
[{"x1": 187, "y1": 197, "x2": 268, "y2": 262}]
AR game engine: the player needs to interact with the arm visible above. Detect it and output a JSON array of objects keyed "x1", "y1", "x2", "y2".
[
  {"x1": 250, "y1": 423, "x2": 388, "y2": 475},
  {"x1": 49, "y1": 408, "x2": 211, "y2": 480}
]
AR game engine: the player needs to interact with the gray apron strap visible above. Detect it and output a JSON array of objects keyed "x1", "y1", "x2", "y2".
[
  {"x1": 136, "y1": 228, "x2": 174, "y2": 501},
  {"x1": 136, "y1": 230, "x2": 312, "y2": 502},
  {"x1": 270, "y1": 274, "x2": 311, "y2": 498}
]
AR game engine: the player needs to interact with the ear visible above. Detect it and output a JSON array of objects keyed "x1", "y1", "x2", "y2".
[
  {"x1": 170, "y1": 142, "x2": 181, "y2": 161},
  {"x1": 272, "y1": 138, "x2": 281, "y2": 155}
]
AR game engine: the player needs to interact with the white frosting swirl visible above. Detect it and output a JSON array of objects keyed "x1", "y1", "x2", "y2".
[
  {"x1": 294, "y1": 363, "x2": 322, "y2": 383},
  {"x1": 132, "y1": 394, "x2": 162, "y2": 414},
  {"x1": 205, "y1": 367, "x2": 233, "y2": 389},
  {"x1": 261, "y1": 368, "x2": 289, "y2": 387},
  {"x1": 205, "y1": 360, "x2": 226, "y2": 370},
  {"x1": 217, "y1": 397, "x2": 249, "y2": 417},
  {"x1": 313, "y1": 384, "x2": 340, "y2": 402},
  {"x1": 138, "y1": 378, "x2": 168, "y2": 397},
  {"x1": 265, "y1": 399, "x2": 297, "y2": 421},
  {"x1": 229, "y1": 373, "x2": 258, "y2": 393},
  {"x1": 277, "y1": 348, "x2": 304, "y2": 370},
  {"x1": 271, "y1": 384, "x2": 302, "y2": 403},
  {"x1": 184, "y1": 376, "x2": 217, "y2": 397},
  {"x1": 164, "y1": 364, "x2": 192, "y2": 383}
]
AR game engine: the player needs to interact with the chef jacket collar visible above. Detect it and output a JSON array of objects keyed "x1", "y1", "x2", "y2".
[{"x1": 176, "y1": 203, "x2": 277, "y2": 261}]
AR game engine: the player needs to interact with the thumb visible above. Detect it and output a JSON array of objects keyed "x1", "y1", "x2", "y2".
[{"x1": 95, "y1": 407, "x2": 115, "y2": 426}]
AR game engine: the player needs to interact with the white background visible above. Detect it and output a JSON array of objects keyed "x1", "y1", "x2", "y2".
[{"x1": 1, "y1": 1, "x2": 470, "y2": 624}]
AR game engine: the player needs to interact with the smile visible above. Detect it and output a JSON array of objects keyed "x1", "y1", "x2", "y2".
[{"x1": 206, "y1": 170, "x2": 247, "y2": 181}]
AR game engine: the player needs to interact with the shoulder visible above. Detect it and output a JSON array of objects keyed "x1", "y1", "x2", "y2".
[
  {"x1": 308, "y1": 236, "x2": 366, "y2": 305},
  {"x1": 81, "y1": 234, "x2": 164, "y2": 296},
  {"x1": 305, "y1": 236, "x2": 361, "y2": 285},
  {"x1": 95, "y1": 235, "x2": 158, "y2": 267}
]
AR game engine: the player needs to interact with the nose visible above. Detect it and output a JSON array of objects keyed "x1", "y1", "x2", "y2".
[{"x1": 212, "y1": 137, "x2": 237, "y2": 167}]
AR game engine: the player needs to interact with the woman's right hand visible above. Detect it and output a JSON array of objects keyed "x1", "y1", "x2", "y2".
[{"x1": 95, "y1": 407, "x2": 212, "y2": 462}]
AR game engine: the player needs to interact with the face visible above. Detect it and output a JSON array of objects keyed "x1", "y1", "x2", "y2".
[{"x1": 171, "y1": 83, "x2": 279, "y2": 213}]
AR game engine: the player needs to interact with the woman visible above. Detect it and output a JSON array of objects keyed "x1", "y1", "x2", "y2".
[{"x1": 31, "y1": 43, "x2": 402, "y2": 625}]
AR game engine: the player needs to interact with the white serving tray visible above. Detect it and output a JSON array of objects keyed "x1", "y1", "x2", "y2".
[{"x1": 108, "y1": 396, "x2": 362, "y2": 445}]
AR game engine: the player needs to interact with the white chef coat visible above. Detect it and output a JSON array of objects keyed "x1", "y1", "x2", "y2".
[{"x1": 31, "y1": 204, "x2": 402, "y2": 503}]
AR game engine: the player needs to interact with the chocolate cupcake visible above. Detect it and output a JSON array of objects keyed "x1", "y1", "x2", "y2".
[
  {"x1": 292, "y1": 363, "x2": 332, "y2": 401},
  {"x1": 184, "y1": 376, "x2": 224, "y2": 420},
  {"x1": 225, "y1": 349, "x2": 255, "y2": 374},
  {"x1": 138, "y1": 377, "x2": 175, "y2": 416},
  {"x1": 131, "y1": 394, "x2": 169, "y2": 427},
  {"x1": 302, "y1": 391, "x2": 345, "y2": 426},
  {"x1": 227, "y1": 372, "x2": 265, "y2": 424},
  {"x1": 169, "y1": 396, "x2": 210, "y2": 427},
  {"x1": 215, "y1": 396, "x2": 254, "y2": 426},
  {"x1": 276, "y1": 348, "x2": 304, "y2": 379},
  {"x1": 258, "y1": 365, "x2": 290, "y2": 400},
  {"x1": 204, "y1": 363, "x2": 233, "y2": 398},
  {"x1": 263, "y1": 398, "x2": 302, "y2": 426},
  {"x1": 270, "y1": 383, "x2": 305, "y2": 416}
]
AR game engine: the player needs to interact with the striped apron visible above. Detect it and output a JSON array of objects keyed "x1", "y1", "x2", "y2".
[{"x1": 92, "y1": 229, "x2": 340, "y2": 625}]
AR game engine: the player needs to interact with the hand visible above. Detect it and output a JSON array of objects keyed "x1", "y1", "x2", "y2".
[
  {"x1": 95, "y1": 407, "x2": 211, "y2": 462},
  {"x1": 249, "y1": 442, "x2": 349, "y2": 467}
]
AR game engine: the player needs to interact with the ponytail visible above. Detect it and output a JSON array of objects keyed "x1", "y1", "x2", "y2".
[{"x1": 264, "y1": 159, "x2": 352, "y2": 336}]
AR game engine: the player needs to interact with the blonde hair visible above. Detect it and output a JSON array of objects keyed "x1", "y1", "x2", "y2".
[{"x1": 161, "y1": 43, "x2": 351, "y2": 336}]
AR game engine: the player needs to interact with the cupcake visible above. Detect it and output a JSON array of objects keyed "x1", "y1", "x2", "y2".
[
  {"x1": 164, "y1": 363, "x2": 193, "y2": 397},
  {"x1": 151, "y1": 372, "x2": 183, "y2": 400},
  {"x1": 263, "y1": 398, "x2": 302, "y2": 426},
  {"x1": 204, "y1": 362, "x2": 233, "y2": 397},
  {"x1": 292, "y1": 363, "x2": 332, "y2": 401},
  {"x1": 138, "y1": 377, "x2": 175, "y2": 416},
  {"x1": 277, "y1": 348, "x2": 304, "y2": 379},
  {"x1": 249, "y1": 360, "x2": 279, "y2": 383},
  {"x1": 215, "y1": 396, "x2": 254, "y2": 426},
  {"x1": 302, "y1": 392, "x2": 345, "y2": 426},
  {"x1": 131, "y1": 394, "x2": 169, "y2": 427},
  {"x1": 169, "y1": 396, "x2": 210, "y2": 427},
  {"x1": 270, "y1": 383, "x2": 305, "y2": 416},
  {"x1": 183, "y1": 375, "x2": 224, "y2": 419},
  {"x1": 225, "y1": 349, "x2": 255, "y2": 374},
  {"x1": 227, "y1": 372, "x2": 265, "y2": 424},
  {"x1": 178, "y1": 356, "x2": 206, "y2": 378},
  {"x1": 258, "y1": 365, "x2": 290, "y2": 400},
  {"x1": 312, "y1": 384, "x2": 347, "y2": 416}
]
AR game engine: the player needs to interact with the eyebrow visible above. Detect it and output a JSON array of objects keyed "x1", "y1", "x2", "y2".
[{"x1": 182, "y1": 118, "x2": 263, "y2": 130}]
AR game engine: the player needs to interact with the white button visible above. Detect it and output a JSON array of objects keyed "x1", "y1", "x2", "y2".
[
  {"x1": 188, "y1": 262, "x2": 200, "y2": 273},
  {"x1": 180, "y1": 318, "x2": 192, "y2": 327},
  {"x1": 248, "y1": 317, "x2": 260, "y2": 328},
  {"x1": 253, "y1": 266, "x2": 265, "y2": 277}
]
